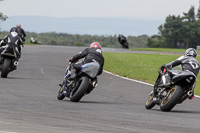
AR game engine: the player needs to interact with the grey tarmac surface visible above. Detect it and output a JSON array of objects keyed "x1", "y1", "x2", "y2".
[{"x1": 0, "y1": 45, "x2": 200, "y2": 133}]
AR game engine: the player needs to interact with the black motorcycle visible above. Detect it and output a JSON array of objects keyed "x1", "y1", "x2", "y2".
[
  {"x1": 0, "y1": 43, "x2": 20, "y2": 78},
  {"x1": 118, "y1": 34, "x2": 129, "y2": 49},
  {"x1": 145, "y1": 67, "x2": 196, "y2": 112},
  {"x1": 57, "y1": 61, "x2": 99, "y2": 102}
]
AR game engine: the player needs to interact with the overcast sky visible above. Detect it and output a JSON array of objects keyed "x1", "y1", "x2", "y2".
[
  {"x1": 0, "y1": 0, "x2": 199, "y2": 36},
  {"x1": 0, "y1": 0, "x2": 199, "y2": 20}
]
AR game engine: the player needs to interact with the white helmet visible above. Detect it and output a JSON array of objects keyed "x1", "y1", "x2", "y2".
[{"x1": 185, "y1": 48, "x2": 197, "y2": 58}]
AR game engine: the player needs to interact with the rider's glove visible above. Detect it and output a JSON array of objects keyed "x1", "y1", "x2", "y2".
[{"x1": 68, "y1": 58, "x2": 72, "y2": 62}]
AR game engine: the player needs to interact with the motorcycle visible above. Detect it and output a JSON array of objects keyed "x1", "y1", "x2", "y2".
[
  {"x1": 118, "y1": 34, "x2": 129, "y2": 49},
  {"x1": 57, "y1": 61, "x2": 99, "y2": 102},
  {"x1": 0, "y1": 43, "x2": 20, "y2": 78},
  {"x1": 145, "y1": 67, "x2": 196, "y2": 112}
]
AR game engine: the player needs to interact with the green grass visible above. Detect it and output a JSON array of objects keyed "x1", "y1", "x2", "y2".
[
  {"x1": 103, "y1": 52, "x2": 200, "y2": 95},
  {"x1": 131, "y1": 48, "x2": 200, "y2": 53}
]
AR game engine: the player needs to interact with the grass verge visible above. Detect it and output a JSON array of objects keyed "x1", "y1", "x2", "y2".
[
  {"x1": 131, "y1": 48, "x2": 200, "y2": 53},
  {"x1": 103, "y1": 52, "x2": 200, "y2": 95}
]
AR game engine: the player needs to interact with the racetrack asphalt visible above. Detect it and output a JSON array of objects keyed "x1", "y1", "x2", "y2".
[{"x1": 0, "y1": 45, "x2": 200, "y2": 133}]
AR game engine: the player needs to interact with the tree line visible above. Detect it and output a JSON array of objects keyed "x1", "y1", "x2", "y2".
[
  {"x1": 0, "y1": 0, "x2": 7, "y2": 31},
  {"x1": 147, "y1": 6, "x2": 200, "y2": 49},
  {"x1": 0, "y1": 31, "x2": 149, "y2": 48},
  {"x1": 1, "y1": 1, "x2": 200, "y2": 49}
]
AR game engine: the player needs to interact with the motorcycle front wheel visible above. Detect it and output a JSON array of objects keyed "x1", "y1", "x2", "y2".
[
  {"x1": 1, "y1": 58, "x2": 11, "y2": 78},
  {"x1": 145, "y1": 90, "x2": 156, "y2": 109},
  {"x1": 160, "y1": 85, "x2": 183, "y2": 112},
  {"x1": 57, "y1": 82, "x2": 65, "y2": 100},
  {"x1": 70, "y1": 76, "x2": 89, "y2": 102}
]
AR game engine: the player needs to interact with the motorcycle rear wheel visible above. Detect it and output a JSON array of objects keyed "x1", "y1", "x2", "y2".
[
  {"x1": 1, "y1": 58, "x2": 11, "y2": 78},
  {"x1": 70, "y1": 76, "x2": 89, "y2": 102},
  {"x1": 145, "y1": 91, "x2": 156, "y2": 109},
  {"x1": 160, "y1": 85, "x2": 183, "y2": 112}
]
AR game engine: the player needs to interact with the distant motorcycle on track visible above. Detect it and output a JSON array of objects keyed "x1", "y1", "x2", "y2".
[
  {"x1": 145, "y1": 67, "x2": 197, "y2": 112},
  {"x1": 57, "y1": 61, "x2": 99, "y2": 102}
]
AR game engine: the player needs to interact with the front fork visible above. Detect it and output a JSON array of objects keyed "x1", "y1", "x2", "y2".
[
  {"x1": 60, "y1": 68, "x2": 72, "y2": 97},
  {"x1": 61, "y1": 80, "x2": 71, "y2": 97}
]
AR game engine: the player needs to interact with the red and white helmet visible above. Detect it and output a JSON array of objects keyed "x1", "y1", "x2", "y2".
[
  {"x1": 16, "y1": 24, "x2": 21, "y2": 28},
  {"x1": 90, "y1": 42, "x2": 101, "y2": 49}
]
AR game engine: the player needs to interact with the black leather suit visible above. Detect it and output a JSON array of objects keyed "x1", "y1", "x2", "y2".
[
  {"x1": 0, "y1": 33, "x2": 23, "y2": 59},
  {"x1": 166, "y1": 55, "x2": 200, "y2": 76},
  {"x1": 70, "y1": 48, "x2": 104, "y2": 76},
  {"x1": 154, "y1": 55, "x2": 200, "y2": 94}
]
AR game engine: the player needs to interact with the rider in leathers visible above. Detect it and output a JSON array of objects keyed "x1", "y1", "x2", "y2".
[
  {"x1": 154, "y1": 48, "x2": 200, "y2": 100},
  {"x1": 0, "y1": 27, "x2": 23, "y2": 67},
  {"x1": 118, "y1": 34, "x2": 129, "y2": 49},
  {"x1": 69, "y1": 42, "x2": 104, "y2": 79},
  {"x1": 16, "y1": 24, "x2": 26, "y2": 43}
]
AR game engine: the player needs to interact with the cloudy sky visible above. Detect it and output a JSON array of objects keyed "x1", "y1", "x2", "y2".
[
  {"x1": 0, "y1": 0, "x2": 199, "y2": 36},
  {"x1": 0, "y1": 0, "x2": 199, "y2": 20}
]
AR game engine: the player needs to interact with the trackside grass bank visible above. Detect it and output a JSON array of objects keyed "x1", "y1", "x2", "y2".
[
  {"x1": 131, "y1": 48, "x2": 186, "y2": 52},
  {"x1": 103, "y1": 52, "x2": 200, "y2": 95},
  {"x1": 131, "y1": 48, "x2": 200, "y2": 53}
]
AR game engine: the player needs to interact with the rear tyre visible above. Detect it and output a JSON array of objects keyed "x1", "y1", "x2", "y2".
[
  {"x1": 145, "y1": 91, "x2": 156, "y2": 109},
  {"x1": 57, "y1": 83, "x2": 65, "y2": 100},
  {"x1": 160, "y1": 85, "x2": 183, "y2": 112},
  {"x1": 70, "y1": 76, "x2": 89, "y2": 102},
  {"x1": 1, "y1": 58, "x2": 11, "y2": 78}
]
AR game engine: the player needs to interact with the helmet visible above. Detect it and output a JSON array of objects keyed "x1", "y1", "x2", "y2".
[
  {"x1": 16, "y1": 24, "x2": 21, "y2": 28},
  {"x1": 90, "y1": 42, "x2": 101, "y2": 49},
  {"x1": 185, "y1": 48, "x2": 197, "y2": 58},
  {"x1": 10, "y1": 27, "x2": 18, "y2": 33}
]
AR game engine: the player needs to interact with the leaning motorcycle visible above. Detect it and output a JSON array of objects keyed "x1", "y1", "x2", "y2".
[
  {"x1": 57, "y1": 61, "x2": 99, "y2": 102},
  {"x1": 145, "y1": 67, "x2": 196, "y2": 112},
  {"x1": 0, "y1": 43, "x2": 19, "y2": 78}
]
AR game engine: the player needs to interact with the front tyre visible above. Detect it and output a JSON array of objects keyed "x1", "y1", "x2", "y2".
[
  {"x1": 70, "y1": 76, "x2": 89, "y2": 102},
  {"x1": 1, "y1": 58, "x2": 11, "y2": 78},
  {"x1": 145, "y1": 90, "x2": 156, "y2": 109},
  {"x1": 57, "y1": 83, "x2": 65, "y2": 100},
  {"x1": 160, "y1": 85, "x2": 183, "y2": 112}
]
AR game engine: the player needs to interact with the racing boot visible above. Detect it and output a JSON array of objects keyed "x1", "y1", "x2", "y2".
[
  {"x1": 188, "y1": 90, "x2": 195, "y2": 100},
  {"x1": 13, "y1": 57, "x2": 19, "y2": 70},
  {"x1": 13, "y1": 61, "x2": 18, "y2": 70}
]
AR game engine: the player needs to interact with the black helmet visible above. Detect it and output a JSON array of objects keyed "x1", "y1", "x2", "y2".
[
  {"x1": 185, "y1": 48, "x2": 197, "y2": 58},
  {"x1": 10, "y1": 27, "x2": 18, "y2": 33}
]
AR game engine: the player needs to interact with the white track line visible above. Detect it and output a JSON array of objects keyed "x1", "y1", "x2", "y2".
[
  {"x1": 0, "y1": 121, "x2": 18, "y2": 133},
  {"x1": 103, "y1": 70, "x2": 200, "y2": 98},
  {"x1": 0, "y1": 131, "x2": 18, "y2": 133},
  {"x1": 40, "y1": 68, "x2": 44, "y2": 74},
  {"x1": 104, "y1": 70, "x2": 153, "y2": 86}
]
